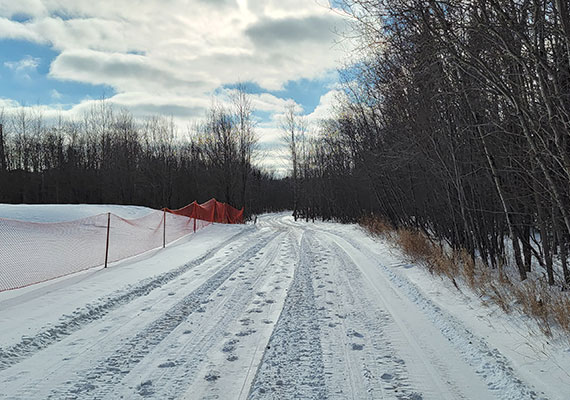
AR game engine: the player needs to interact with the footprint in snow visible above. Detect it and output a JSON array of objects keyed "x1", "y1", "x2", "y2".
[
  {"x1": 236, "y1": 329, "x2": 256, "y2": 337},
  {"x1": 158, "y1": 361, "x2": 176, "y2": 368},
  {"x1": 204, "y1": 371, "x2": 220, "y2": 382},
  {"x1": 351, "y1": 343, "x2": 364, "y2": 351},
  {"x1": 347, "y1": 329, "x2": 364, "y2": 338},
  {"x1": 137, "y1": 380, "x2": 154, "y2": 396},
  {"x1": 381, "y1": 373, "x2": 395, "y2": 381},
  {"x1": 222, "y1": 339, "x2": 239, "y2": 352}
]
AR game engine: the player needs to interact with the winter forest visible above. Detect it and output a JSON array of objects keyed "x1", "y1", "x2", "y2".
[
  {"x1": 1, "y1": 1, "x2": 570, "y2": 291},
  {"x1": 2, "y1": 1, "x2": 570, "y2": 398}
]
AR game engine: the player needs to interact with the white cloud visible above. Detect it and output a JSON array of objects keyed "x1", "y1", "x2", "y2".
[
  {"x1": 0, "y1": 1, "x2": 47, "y2": 19},
  {"x1": 0, "y1": 98, "x2": 21, "y2": 109},
  {"x1": 0, "y1": 1, "x2": 348, "y2": 91},
  {"x1": 50, "y1": 89, "x2": 62, "y2": 99},
  {"x1": 306, "y1": 89, "x2": 344, "y2": 123},
  {"x1": 4, "y1": 55, "x2": 40, "y2": 72},
  {"x1": 0, "y1": 18, "x2": 46, "y2": 42},
  {"x1": 0, "y1": 1, "x2": 352, "y2": 170},
  {"x1": 217, "y1": 88, "x2": 301, "y2": 114}
]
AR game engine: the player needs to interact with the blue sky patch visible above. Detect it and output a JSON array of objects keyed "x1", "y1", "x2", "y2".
[{"x1": 0, "y1": 39, "x2": 114, "y2": 108}]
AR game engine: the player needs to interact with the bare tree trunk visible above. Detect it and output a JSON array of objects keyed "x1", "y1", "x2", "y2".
[
  {"x1": 478, "y1": 123, "x2": 527, "y2": 280},
  {"x1": 535, "y1": 181, "x2": 554, "y2": 285},
  {"x1": 553, "y1": 207, "x2": 570, "y2": 286},
  {"x1": 0, "y1": 123, "x2": 6, "y2": 171}
]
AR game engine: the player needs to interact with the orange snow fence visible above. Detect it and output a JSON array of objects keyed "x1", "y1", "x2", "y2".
[
  {"x1": 0, "y1": 199, "x2": 243, "y2": 292},
  {"x1": 164, "y1": 198, "x2": 244, "y2": 224}
]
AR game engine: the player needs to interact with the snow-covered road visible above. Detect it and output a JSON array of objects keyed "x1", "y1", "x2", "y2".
[{"x1": 0, "y1": 212, "x2": 566, "y2": 399}]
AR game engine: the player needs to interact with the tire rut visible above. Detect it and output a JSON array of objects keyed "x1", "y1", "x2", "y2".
[
  {"x1": 321, "y1": 227, "x2": 542, "y2": 400},
  {"x1": 133, "y1": 231, "x2": 286, "y2": 400},
  {"x1": 45, "y1": 230, "x2": 280, "y2": 399},
  {"x1": 324, "y1": 237, "x2": 422, "y2": 399},
  {"x1": 0, "y1": 227, "x2": 254, "y2": 372},
  {"x1": 247, "y1": 231, "x2": 327, "y2": 400}
]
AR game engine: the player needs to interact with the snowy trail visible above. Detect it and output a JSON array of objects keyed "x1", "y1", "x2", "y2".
[{"x1": 0, "y1": 212, "x2": 561, "y2": 399}]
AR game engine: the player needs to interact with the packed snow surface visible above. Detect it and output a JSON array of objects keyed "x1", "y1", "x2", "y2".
[
  {"x1": 0, "y1": 203, "x2": 153, "y2": 222},
  {"x1": 0, "y1": 209, "x2": 568, "y2": 399}
]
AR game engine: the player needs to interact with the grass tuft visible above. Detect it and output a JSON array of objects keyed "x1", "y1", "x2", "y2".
[{"x1": 360, "y1": 215, "x2": 570, "y2": 337}]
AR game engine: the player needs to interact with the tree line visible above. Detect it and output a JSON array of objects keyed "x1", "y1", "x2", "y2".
[
  {"x1": 287, "y1": 0, "x2": 570, "y2": 287},
  {"x1": 0, "y1": 92, "x2": 291, "y2": 216},
  {"x1": 2, "y1": 0, "x2": 569, "y2": 289}
]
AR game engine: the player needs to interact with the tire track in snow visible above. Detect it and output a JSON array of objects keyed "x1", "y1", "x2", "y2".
[
  {"x1": 125, "y1": 231, "x2": 288, "y2": 400},
  {"x1": 45, "y1": 230, "x2": 280, "y2": 399},
  {"x1": 323, "y1": 227, "x2": 544, "y2": 400},
  {"x1": 247, "y1": 231, "x2": 327, "y2": 400},
  {"x1": 0, "y1": 227, "x2": 254, "y2": 372},
  {"x1": 312, "y1": 231, "x2": 422, "y2": 400}
]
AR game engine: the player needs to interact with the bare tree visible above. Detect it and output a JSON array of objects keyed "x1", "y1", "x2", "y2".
[
  {"x1": 231, "y1": 84, "x2": 257, "y2": 210},
  {"x1": 281, "y1": 104, "x2": 306, "y2": 221},
  {"x1": 0, "y1": 109, "x2": 6, "y2": 172}
]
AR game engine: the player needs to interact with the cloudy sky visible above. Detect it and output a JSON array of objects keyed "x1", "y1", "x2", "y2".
[{"x1": 0, "y1": 0, "x2": 350, "y2": 172}]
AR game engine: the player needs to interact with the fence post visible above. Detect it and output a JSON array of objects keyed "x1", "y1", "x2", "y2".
[
  {"x1": 163, "y1": 208, "x2": 166, "y2": 248},
  {"x1": 193, "y1": 217, "x2": 196, "y2": 233},
  {"x1": 104, "y1": 212, "x2": 111, "y2": 268}
]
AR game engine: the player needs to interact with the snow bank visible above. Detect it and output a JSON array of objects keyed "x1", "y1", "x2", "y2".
[{"x1": 0, "y1": 203, "x2": 153, "y2": 223}]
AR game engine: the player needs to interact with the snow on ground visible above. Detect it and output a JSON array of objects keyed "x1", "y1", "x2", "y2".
[
  {"x1": 0, "y1": 203, "x2": 153, "y2": 222},
  {"x1": 0, "y1": 208, "x2": 569, "y2": 399}
]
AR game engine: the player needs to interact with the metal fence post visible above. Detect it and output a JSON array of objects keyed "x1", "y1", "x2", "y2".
[
  {"x1": 163, "y1": 208, "x2": 166, "y2": 248},
  {"x1": 104, "y1": 212, "x2": 111, "y2": 268}
]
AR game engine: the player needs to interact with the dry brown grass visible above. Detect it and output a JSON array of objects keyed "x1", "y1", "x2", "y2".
[
  {"x1": 484, "y1": 282, "x2": 513, "y2": 313},
  {"x1": 552, "y1": 296, "x2": 570, "y2": 333},
  {"x1": 512, "y1": 280, "x2": 552, "y2": 336},
  {"x1": 360, "y1": 215, "x2": 570, "y2": 337},
  {"x1": 460, "y1": 249, "x2": 476, "y2": 289},
  {"x1": 396, "y1": 228, "x2": 435, "y2": 263},
  {"x1": 359, "y1": 215, "x2": 394, "y2": 238}
]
